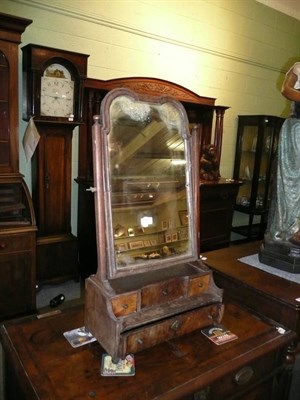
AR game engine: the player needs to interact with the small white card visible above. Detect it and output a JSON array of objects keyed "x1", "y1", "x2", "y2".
[{"x1": 63, "y1": 326, "x2": 96, "y2": 348}]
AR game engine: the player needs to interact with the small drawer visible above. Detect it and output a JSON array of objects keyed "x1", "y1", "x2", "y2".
[
  {"x1": 111, "y1": 293, "x2": 138, "y2": 317},
  {"x1": 141, "y1": 278, "x2": 185, "y2": 308},
  {"x1": 124, "y1": 303, "x2": 223, "y2": 354},
  {"x1": 0, "y1": 233, "x2": 32, "y2": 253},
  {"x1": 188, "y1": 274, "x2": 210, "y2": 297}
]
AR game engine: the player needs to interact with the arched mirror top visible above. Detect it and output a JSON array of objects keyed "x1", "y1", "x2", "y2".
[{"x1": 92, "y1": 88, "x2": 199, "y2": 281}]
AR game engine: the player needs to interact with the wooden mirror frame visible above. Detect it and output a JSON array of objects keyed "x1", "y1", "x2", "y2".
[{"x1": 92, "y1": 88, "x2": 200, "y2": 281}]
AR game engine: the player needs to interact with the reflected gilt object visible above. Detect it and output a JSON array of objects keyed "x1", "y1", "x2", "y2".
[{"x1": 114, "y1": 224, "x2": 126, "y2": 238}]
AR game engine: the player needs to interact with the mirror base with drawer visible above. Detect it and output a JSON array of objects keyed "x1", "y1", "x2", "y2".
[{"x1": 84, "y1": 88, "x2": 223, "y2": 360}]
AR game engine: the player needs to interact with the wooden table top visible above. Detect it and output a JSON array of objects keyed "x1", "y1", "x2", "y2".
[
  {"x1": 204, "y1": 241, "x2": 300, "y2": 308},
  {"x1": 0, "y1": 302, "x2": 296, "y2": 400},
  {"x1": 203, "y1": 242, "x2": 300, "y2": 341}
]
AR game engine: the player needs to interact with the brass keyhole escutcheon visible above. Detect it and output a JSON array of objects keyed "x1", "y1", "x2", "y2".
[{"x1": 171, "y1": 320, "x2": 181, "y2": 331}]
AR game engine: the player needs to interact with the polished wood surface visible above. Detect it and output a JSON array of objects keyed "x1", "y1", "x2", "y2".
[
  {"x1": 0, "y1": 303, "x2": 297, "y2": 400},
  {"x1": 204, "y1": 242, "x2": 300, "y2": 337},
  {"x1": 0, "y1": 13, "x2": 32, "y2": 174},
  {"x1": 21, "y1": 45, "x2": 89, "y2": 285},
  {"x1": 200, "y1": 178, "x2": 241, "y2": 251}
]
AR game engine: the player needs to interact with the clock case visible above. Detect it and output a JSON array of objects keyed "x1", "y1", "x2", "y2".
[
  {"x1": 22, "y1": 44, "x2": 88, "y2": 123},
  {"x1": 21, "y1": 44, "x2": 89, "y2": 285}
]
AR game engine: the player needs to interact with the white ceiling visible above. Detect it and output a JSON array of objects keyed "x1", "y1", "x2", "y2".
[{"x1": 256, "y1": 0, "x2": 300, "y2": 21}]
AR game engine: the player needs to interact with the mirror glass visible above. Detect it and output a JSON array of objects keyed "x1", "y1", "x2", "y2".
[{"x1": 102, "y1": 89, "x2": 195, "y2": 275}]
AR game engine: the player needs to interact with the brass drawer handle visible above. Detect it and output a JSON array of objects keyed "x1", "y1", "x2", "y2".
[
  {"x1": 198, "y1": 282, "x2": 203, "y2": 288},
  {"x1": 234, "y1": 366, "x2": 254, "y2": 385},
  {"x1": 137, "y1": 338, "x2": 144, "y2": 345},
  {"x1": 122, "y1": 303, "x2": 128, "y2": 310},
  {"x1": 162, "y1": 289, "x2": 168, "y2": 296}
]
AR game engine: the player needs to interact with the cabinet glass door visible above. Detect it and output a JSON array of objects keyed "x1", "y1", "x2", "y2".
[
  {"x1": 236, "y1": 124, "x2": 258, "y2": 208},
  {"x1": 233, "y1": 115, "x2": 284, "y2": 240}
]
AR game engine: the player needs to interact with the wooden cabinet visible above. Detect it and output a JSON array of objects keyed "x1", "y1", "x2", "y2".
[
  {"x1": 0, "y1": 223, "x2": 36, "y2": 320},
  {"x1": 0, "y1": 14, "x2": 31, "y2": 175},
  {"x1": 0, "y1": 303, "x2": 297, "y2": 400},
  {"x1": 0, "y1": 178, "x2": 36, "y2": 320},
  {"x1": 232, "y1": 115, "x2": 284, "y2": 240},
  {"x1": 200, "y1": 178, "x2": 241, "y2": 251},
  {"x1": 31, "y1": 122, "x2": 79, "y2": 284},
  {"x1": 86, "y1": 265, "x2": 223, "y2": 358},
  {"x1": 0, "y1": 14, "x2": 36, "y2": 321}
]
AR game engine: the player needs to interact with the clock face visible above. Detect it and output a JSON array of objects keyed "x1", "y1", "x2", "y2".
[{"x1": 40, "y1": 63, "x2": 74, "y2": 118}]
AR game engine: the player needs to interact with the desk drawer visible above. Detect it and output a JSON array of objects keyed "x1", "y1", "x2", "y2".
[
  {"x1": 124, "y1": 303, "x2": 223, "y2": 354},
  {"x1": 141, "y1": 278, "x2": 185, "y2": 308},
  {"x1": 209, "y1": 351, "x2": 277, "y2": 399},
  {"x1": 0, "y1": 233, "x2": 32, "y2": 254}
]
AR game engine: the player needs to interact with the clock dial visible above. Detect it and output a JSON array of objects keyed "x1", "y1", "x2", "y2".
[{"x1": 40, "y1": 64, "x2": 74, "y2": 118}]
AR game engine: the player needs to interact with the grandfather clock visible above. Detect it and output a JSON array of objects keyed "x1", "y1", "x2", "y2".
[{"x1": 22, "y1": 44, "x2": 89, "y2": 285}]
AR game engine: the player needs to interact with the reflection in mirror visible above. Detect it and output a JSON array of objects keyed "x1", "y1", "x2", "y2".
[{"x1": 99, "y1": 89, "x2": 195, "y2": 277}]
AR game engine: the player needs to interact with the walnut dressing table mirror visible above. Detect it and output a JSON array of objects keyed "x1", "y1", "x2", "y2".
[{"x1": 85, "y1": 88, "x2": 223, "y2": 361}]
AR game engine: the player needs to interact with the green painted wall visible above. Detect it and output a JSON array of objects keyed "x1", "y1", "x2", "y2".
[{"x1": 2, "y1": 0, "x2": 300, "y2": 234}]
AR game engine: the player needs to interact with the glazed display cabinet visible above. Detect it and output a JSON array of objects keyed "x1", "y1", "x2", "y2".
[{"x1": 232, "y1": 115, "x2": 284, "y2": 240}]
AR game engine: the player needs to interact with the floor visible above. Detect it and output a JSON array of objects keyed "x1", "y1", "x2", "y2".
[{"x1": 36, "y1": 279, "x2": 83, "y2": 309}]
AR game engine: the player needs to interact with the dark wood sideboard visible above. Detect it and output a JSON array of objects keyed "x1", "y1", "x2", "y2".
[
  {"x1": 0, "y1": 303, "x2": 297, "y2": 400},
  {"x1": 200, "y1": 178, "x2": 241, "y2": 251},
  {"x1": 204, "y1": 241, "x2": 300, "y2": 340}
]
